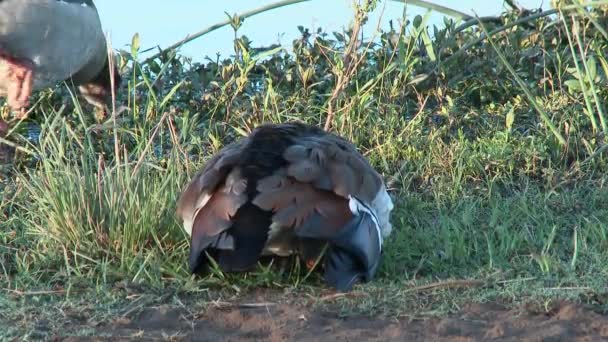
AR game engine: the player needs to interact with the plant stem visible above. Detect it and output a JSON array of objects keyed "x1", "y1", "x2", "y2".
[{"x1": 143, "y1": 0, "x2": 311, "y2": 64}]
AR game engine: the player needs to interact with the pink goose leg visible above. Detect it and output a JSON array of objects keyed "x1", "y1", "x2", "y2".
[{"x1": 0, "y1": 50, "x2": 34, "y2": 110}]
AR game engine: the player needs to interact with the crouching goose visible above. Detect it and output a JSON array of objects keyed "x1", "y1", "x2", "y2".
[
  {"x1": 176, "y1": 122, "x2": 394, "y2": 291},
  {"x1": 0, "y1": 0, "x2": 120, "y2": 112}
]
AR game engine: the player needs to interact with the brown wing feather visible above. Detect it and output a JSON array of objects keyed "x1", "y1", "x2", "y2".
[
  {"x1": 251, "y1": 131, "x2": 383, "y2": 242},
  {"x1": 252, "y1": 175, "x2": 353, "y2": 237},
  {"x1": 190, "y1": 168, "x2": 248, "y2": 237},
  {"x1": 284, "y1": 135, "x2": 383, "y2": 203},
  {"x1": 191, "y1": 189, "x2": 242, "y2": 237},
  {"x1": 176, "y1": 139, "x2": 248, "y2": 235}
]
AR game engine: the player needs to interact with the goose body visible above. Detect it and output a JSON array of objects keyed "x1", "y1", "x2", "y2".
[
  {"x1": 176, "y1": 122, "x2": 394, "y2": 291},
  {"x1": 0, "y1": 0, "x2": 119, "y2": 110}
]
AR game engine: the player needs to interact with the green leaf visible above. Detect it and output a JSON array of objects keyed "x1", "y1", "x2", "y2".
[
  {"x1": 232, "y1": 125, "x2": 249, "y2": 137},
  {"x1": 419, "y1": 10, "x2": 436, "y2": 61},
  {"x1": 159, "y1": 80, "x2": 185, "y2": 108},
  {"x1": 413, "y1": 15, "x2": 423, "y2": 29},
  {"x1": 149, "y1": 60, "x2": 161, "y2": 74},
  {"x1": 252, "y1": 46, "x2": 284, "y2": 62},
  {"x1": 505, "y1": 106, "x2": 515, "y2": 131},
  {"x1": 587, "y1": 56, "x2": 597, "y2": 81},
  {"x1": 131, "y1": 33, "x2": 140, "y2": 58},
  {"x1": 564, "y1": 79, "x2": 582, "y2": 92}
]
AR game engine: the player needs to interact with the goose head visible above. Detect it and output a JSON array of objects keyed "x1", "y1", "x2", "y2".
[{"x1": 75, "y1": 53, "x2": 123, "y2": 114}]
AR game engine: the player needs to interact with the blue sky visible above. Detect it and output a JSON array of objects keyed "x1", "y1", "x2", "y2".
[{"x1": 96, "y1": 0, "x2": 549, "y2": 62}]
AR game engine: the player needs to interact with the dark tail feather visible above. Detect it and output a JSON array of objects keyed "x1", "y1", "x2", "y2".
[
  {"x1": 189, "y1": 232, "x2": 234, "y2": 273},
  {"x1": 321, "y1": 212, "x2": 382, "y2": 291},
  {"x1": 190, "y1": 203, "x2": 272, "y2": 274}
]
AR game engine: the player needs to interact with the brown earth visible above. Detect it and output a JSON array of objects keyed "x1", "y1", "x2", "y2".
[{"x1": 54, "y1": 298, "x2": 608, "y2": 341}]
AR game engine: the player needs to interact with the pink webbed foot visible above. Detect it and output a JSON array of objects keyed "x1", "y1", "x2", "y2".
[{"x1": 0, "y1": 51, "x2": 34, "y2": 111}]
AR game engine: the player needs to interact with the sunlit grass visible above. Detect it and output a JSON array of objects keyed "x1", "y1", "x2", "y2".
[{"x1": 1, "y1": 1, "x2": 608, "y2": 338}]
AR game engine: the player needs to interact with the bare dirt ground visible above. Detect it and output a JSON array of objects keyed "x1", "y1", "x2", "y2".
[{"x1": 53, "y1": 297, "x2": 608, "y2": 341}]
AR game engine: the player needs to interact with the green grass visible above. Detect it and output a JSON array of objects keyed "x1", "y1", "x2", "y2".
[{"x1": 2, "y1": 1, "x2": 608, "y2": 338}]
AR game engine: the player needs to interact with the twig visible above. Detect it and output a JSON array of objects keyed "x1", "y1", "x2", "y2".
[
  {"x1": 505, "y1": 0, "x2": 521, "y2": 12},
  {"x1": 143, "y1": 0, "x2": 310, "y2": 65},
  {"x1": 391, "y1": 0, "x2": 473, "y2": 20},
  {"x1": 97, "y1": 154, "x2": 104, "y2": 212},
  {"x1": 545, "y1": 286, "x2": 591, "y2": 291},
  {"x1": 319, "y1": 291, "x2": 369, "y2": 302},
  {"x1": 402, "y1": 279, "x2": 485, "y2": 293},
  {"x1": 0, "y1": 137, "x2": 37, "y2": 156},
  {"x1": 106, "y1": 34, "x2": 121, "y2": 178},
  {"x1": 167, "y1": 114, "x2": 188, "y2": 175},
  {"x1": 119, "y1": 294, "x2": 168, "y2": 318},
  {"x1": 453, "y1": 15, "x2": 513, "y2": 34},
  {"x1": 3, "y1": 288, "x2": 69, "y2": 296},
  {"x1": 209, "y1": 300, "x2": 278, "y2": 309},
  {"x1": 210, "y1": 300, "x2": 232, "y2": 308},
  {"x1": 130, "y1": 111, "x2": 169, "y2": 178},
  {"x1": 579, "y1": 143, "x2": 608, "y2": 166},
  {"x1": 496, "y1": 276, "x2": 537, "y2": 285},
  {"x1": 239, "y1": 302, "x2": 278, "y2": 308}
]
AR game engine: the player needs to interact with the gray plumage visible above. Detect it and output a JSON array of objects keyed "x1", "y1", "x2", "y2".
[{"x1": 0, "y1": 0, "x2": 118, "y2": 110}]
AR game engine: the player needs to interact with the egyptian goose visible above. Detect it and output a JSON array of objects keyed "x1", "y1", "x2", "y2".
[
  {"x1": 176, "y1": 122, "x2": 394, "y2": 291},
  {"x1": 0, "y1": 0, "x2": 120, "y2": 112}
]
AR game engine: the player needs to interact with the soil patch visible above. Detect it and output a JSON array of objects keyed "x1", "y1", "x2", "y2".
[{"x1": 55, "y1": 298, "x2": 608, "y2": 341}]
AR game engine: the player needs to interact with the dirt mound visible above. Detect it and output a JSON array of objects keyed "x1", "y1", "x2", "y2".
[{"x1": 54, "y1": 299, "x2": 608, "y2": 341}]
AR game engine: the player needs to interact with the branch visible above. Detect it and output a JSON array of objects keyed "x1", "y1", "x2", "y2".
[
  {"x1": 142, "y1": 0, "x2": 311, "y2": 64},
  {"x1": 142, "y1": 0, "x2": 476, "y2": 65},
  {"x1": 390, "y1": 0, "x2": 474, "y2": 20}
]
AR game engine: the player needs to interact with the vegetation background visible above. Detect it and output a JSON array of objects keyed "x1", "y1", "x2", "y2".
[{"x1": 1, "y1": 0, "x2": 608, "y2": 339}]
